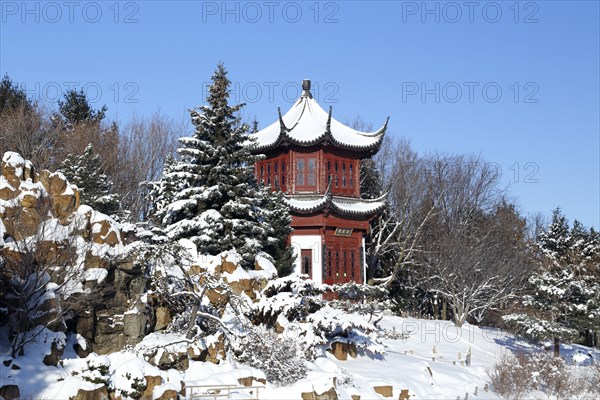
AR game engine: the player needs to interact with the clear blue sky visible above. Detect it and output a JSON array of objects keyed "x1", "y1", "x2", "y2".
[{"x1": 1, "y1": 0, "x2": 599, "y2": 228}]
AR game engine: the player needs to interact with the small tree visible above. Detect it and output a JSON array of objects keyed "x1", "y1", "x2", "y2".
[{"x1": 60, "y1": 143, "x2": 120, "y2": 215}]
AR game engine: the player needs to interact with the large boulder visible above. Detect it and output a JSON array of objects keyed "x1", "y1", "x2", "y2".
[
  {"x1": 142, "y1": 375, "x2": 162, "y2": 399},
  {"x1": 206, "y1": 333, "x2": 226, "y2": 364},
  {"x1": 0, "y1": 384, "x2": 20, "y2": 400},
  {"x1": 155, "y1": 307, "x2": 171, "y2": 331},
  {"x1": 329, "y1": 341, "x2": 356, "y2": 361},
  {"x1": 94, "y1": 314, "x2": 126, "y2": 355},
  {"x1": 301, "y1": 387, "x2": 338, "y2": 400},
  {"x1": 123, "y1": 310, "x2": 147, "y2": 342},
  {"x1": 2, "y1": 151, "x2": 27, "y2": 187},
  {"x1": 43, "y1": 340, "x2": 65, "y2": 366},
  {"x1": 69, "y1": 386, "x2": 109, "y2": 400},
  {"x1": 373, "y1": 385, "x2": 393, "y2": 398}
]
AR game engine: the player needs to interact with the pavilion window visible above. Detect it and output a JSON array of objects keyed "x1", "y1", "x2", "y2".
[
  {"x1": 343, "y1": 250, "x2": 347, "y2": 277},
  {"x1": 281, "y1": 161, "x2": 285, "y2": 187},
  {"x1": 295, "y1": 156, "x2": 317, "y2": 190},
  {"x1": 349, "y1": 164, "x2": 354, "y2": 187},
  {"x1": 260, "y1": 164, "x2": 264, "y2": 183},
  {"x1": 342, "y1": 163, "x2": 347, "y2": 187},
  {"x1": 351, "y1": 251, "x2": 355, "y2": 278},
  {"x1": 267, "y1": 163, "x2": 271, "y2": 186},
  {"x1": 334, "y1": 162, "x2": 339, "y2": 187},
  {"x1": 328, "y1": 250, "x2": 332, "y2": 278},
  {"x1": 335, "y1": 251, "x2": 339, "y2": 277},
  {"x1": 308, "y1": 158, "x2": 317, "y2": 186},
  {"x1": 296, "y1": 159, "x2": 305, "y2": 186}
]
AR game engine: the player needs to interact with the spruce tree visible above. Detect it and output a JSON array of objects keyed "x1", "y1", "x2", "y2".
[
  {"x1": 503, "y1": 208, "x2": 600, "y2": 354},
  {"x1": 57, "y1": 88, "x2": 107, "y2": 126},
  {"x1": 360, "y1": 158, "x2": 382, "y2": 199},
  {"x1": 153, "y1": 63, "x2": 270, "y2": 269},
  {"x1": 146, "y1": 155, "x2": 177, "y2": 225},
  {"x1": 60, "y1": 144, "x2": 120, "y2": 215},
  {"x1": 259, "y1": 188, "x2": 295, "y2": 276}
]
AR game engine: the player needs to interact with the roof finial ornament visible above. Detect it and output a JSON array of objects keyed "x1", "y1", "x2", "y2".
[
  {"x1": 326, "y1": 106, "x2": 333, "y2": 134},
  {"x1": 302, "y1": 79, "x2": 313, "y2": 99}
]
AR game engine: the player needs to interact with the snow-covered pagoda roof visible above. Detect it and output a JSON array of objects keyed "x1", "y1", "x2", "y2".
[
  {"x1": 284, "y1": 184, "x2": 386, "y2": 218},
  {"x1": 250, "y1": 80, "x2": 388, "y2": 154}
]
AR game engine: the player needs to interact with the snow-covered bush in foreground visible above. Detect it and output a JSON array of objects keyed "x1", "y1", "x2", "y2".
[
  {"x1": 230, "y1": 325, "x2": 307, "y2": 387},
  {"x1": 487, "y1": 351, "x2": 600, "y2": 399},
  {"x1": 252, "y1": 275, "x2": 385, "y2": 360},
  {"x1": 330, "y1": 282, "x2": 394, "y2": 325}
]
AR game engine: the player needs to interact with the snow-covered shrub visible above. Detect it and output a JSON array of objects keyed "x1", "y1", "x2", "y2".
[
  {"x1": 330, "y1": 282, "x2": 394, "y2": 326},
  {"x1": 487, "y1": 353, "x2": 532, "y2": 399},
  {"x1": 488, "y1": 351, "x2": 587, "y2": 399},
  {"x1": 119, "y1": 373, "x2": 147, "y2": 399},
  {"x1": 74, "y1": 356, "x2": 111, "y2": 385},
  {"x1": 253, "y1": 275, "x2": 324, "y2": 327},
  {"x1": 231, "y1": 325, "x2": 307, "y2": 387},
  {"x1": 252, "y1": 275, "x2": 385, "y2": 360}
]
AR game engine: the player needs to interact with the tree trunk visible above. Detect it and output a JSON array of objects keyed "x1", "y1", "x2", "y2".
[
  {"x1": 186, "y1": 302, "x2": 199, "y2": 340},
  {"x1": 441, "y1": 298, "x2": 447, "y2": 321},
  {"x1": 553, "y1": 337, "x2": 560, "y2": 357}
]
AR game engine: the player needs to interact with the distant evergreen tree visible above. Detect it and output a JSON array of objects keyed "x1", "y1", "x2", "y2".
[
  {"x1": 146, "y1": 155, "x2": 177, "y2": 225},
  {"x1": 360, "y1": 158, "x2": 382, "y2": 199},
  {"x1": 503, "y1": 208, "x2": 600, "y2": 354},
  {"x1": 57, "y1": 88, "x2": 107, "y2": 126},
  {"x1": 0, "y1": 74, "x2": 31, "y2": 116},
  {"x1": 60, "y1": 144, "x2": 120, "y2": 215},
  {"x1": 151, "y1": 63, "x2": 272, "y2": 269},
  {"x1": 538, "y1": 208, "x2": 572, "y2": 259}
]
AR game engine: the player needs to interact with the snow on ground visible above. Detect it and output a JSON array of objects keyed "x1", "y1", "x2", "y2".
[{"x1": 1, "y1": 316, "x2": 598, "y2": 399}]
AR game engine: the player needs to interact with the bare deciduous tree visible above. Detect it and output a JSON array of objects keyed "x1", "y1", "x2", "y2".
[
  {"x1": 411, "y1": 154, "x2": 531, "y2": 326},
  {"x1": 0, "y1": 103, "x2": 60, "y2": 169},
  {"x1": 115, "y1": 111, "x2": 183, "y2": 220}
]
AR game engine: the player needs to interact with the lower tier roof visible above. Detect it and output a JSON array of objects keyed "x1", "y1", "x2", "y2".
[{"x1": 284, "y1": 193, "x2": 386, "y2": 218}]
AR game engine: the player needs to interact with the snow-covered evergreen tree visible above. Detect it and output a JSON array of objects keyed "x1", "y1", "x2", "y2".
[
  {"x1": 538, "y1": 208, "x2": 572, "y2": 259},
  {"x1": 258, "y1": 188, "x2": 295, "y2": 276},
  {"x1": 503, "y1": 208, "x2": 600, "y2": 353},
  {"x1": 151, "y1": 64, "x2": 270, "y2": 269},
  {"x1": 60, "y1": 143, "x2": 120, "y2": 215},
  {"x1": 360, "y1": 158, "x2": 382, "y2": 200},
  {"x1": 146, "y1": 155, "x2": 177, "y2": 225}
]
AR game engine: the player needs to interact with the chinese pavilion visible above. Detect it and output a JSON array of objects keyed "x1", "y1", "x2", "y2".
[{"x1": 251, "y1": 80, "x2": 387, "y2": 285}]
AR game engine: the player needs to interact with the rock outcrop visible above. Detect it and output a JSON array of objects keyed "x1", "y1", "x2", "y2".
[
  {"x1": 0, "y1": 152, "x2": 147, "y2": 356},
  {"x1": 69, "y1": 386, "x2": 109, "y2": 400}
]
